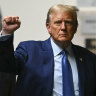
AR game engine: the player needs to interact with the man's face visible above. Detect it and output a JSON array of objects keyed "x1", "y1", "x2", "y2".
[{"x1": 46, "y1": 11, "x2": 78, "y2": 45}]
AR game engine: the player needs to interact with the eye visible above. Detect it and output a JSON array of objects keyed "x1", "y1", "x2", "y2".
[
  {"x1": 54, "y1": 20, "x2": 62, "y2": 25},
  {"x1": 65, "y1": 20, "x2": 73, "y2": 25}
]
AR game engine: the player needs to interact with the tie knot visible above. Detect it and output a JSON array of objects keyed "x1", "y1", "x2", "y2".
[{"x1": 61, "y1": 50, "x2": 67, "y2": 56}]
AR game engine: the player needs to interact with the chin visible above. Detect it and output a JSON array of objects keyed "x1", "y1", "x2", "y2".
[
  {"x1": 59, "y1": 38, "x2": 69, "y2": 42},
  {"x1": 59, "y1": 38, "x2": 71, "y2": 44}
]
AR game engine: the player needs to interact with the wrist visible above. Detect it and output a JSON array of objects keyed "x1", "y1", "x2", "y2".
[{"x1": 1, "y1": 29, "x2": 12, "y2": 36}]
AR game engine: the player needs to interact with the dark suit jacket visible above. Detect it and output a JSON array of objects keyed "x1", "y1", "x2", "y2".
[
  {"x1": 0, "y1": 35, "x2": 96, "y2": 96},
  {"x1": 0, "y1": 36, "x2": 16, "y2": 96}
]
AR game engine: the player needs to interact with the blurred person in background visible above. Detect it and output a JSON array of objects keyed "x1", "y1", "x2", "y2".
[{"x1": 0, "y1": 8, "x2": 16, "y2": 96}]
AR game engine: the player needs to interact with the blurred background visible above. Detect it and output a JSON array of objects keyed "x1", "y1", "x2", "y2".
[{"x1": 0, "y1": 0, "x2": 96, "y2": 54}]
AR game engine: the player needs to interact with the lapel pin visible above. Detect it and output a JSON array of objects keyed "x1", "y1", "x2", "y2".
[{"x1": 80, "y1": 58, "x2": 83, "y2": 62}]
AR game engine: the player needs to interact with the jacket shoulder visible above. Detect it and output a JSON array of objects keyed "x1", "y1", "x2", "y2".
[
  {"x1": 18, "y1": 40, "x2": 44, "y2": 47},
  {"x1": 73, "y1": 44, "x2": 96, "y2": 58}
]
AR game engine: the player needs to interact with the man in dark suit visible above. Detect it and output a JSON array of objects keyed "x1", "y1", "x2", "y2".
[
  {"x1": 0, "y1": 4, "x2": 96, "y2": 96},
  {"x1": 0, "y1": 8, "x2": 16, "y2": 96}
]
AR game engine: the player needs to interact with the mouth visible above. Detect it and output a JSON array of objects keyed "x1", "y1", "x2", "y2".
[{"x1": 59, "y1": 34, "x2": 67, "y2": 37}]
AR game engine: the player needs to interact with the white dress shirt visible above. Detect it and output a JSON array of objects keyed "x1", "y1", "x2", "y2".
[{"x1": 50, "y1": 38, "x2": 79, "y2": 96}]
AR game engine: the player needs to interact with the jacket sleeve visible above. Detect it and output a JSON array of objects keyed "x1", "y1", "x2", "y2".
[
  {"x1": 0, "y1": 35, "x2": 16, "y2": 96},
  {"x1": 14, "y1": 41, "x2": 28, "y2": 74},
  {"x1": 0, "y1": 35, "x2": 16, "y2": 73}
]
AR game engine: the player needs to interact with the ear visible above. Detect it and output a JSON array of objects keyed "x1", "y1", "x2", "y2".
[{"x1": 46, "y1": 23, "x2": 51, "y2": 34}]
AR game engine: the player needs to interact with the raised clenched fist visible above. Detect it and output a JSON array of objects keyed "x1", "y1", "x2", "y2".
[{"x1": 2, "y1": 16, "x2": 21, "y2": 35}]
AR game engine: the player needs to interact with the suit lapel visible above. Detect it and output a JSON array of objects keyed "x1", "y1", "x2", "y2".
[{"x1": 72, "y1": 44, "x2": 85, "y2": 96}]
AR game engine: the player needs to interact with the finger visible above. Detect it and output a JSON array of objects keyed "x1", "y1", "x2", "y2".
[
  {"x1": 10, "y1": 16, "x2": 21, "y2": 24},
  {"x1": 15, "y1": 16, "x2": 19, "y2": 19},
  {"x1": 3, "y1": 16, "x2": 20, "y2": 24},
  {"x1": 3, "y1": 16, "x2": 12, "y2": 23},
  {"x1": 15, "y1": 16, "x2": 21, "y2": 24}
]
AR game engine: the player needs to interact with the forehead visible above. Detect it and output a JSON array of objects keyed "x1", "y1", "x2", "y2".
[{"x1": 51, "y1": 11, "x2": 75, "y2": 20}]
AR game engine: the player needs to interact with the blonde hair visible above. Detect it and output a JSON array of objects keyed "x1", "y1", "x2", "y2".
[{"x1": 46, "y1": 4, "x2": 79, "y2": 25}]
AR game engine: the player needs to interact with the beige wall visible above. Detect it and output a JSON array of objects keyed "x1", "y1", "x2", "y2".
[{"x1": 0, "y1": 0, "x2": 96, "y2": 48}]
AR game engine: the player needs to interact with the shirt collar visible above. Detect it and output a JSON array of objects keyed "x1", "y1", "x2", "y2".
[{"x1": 50, "y1": 38, "x2": 72, "y2": 57}]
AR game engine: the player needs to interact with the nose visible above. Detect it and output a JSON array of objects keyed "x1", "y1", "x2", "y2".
[{"x1": 61, "y1": 22, "x2": 66, "y2": 31}]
